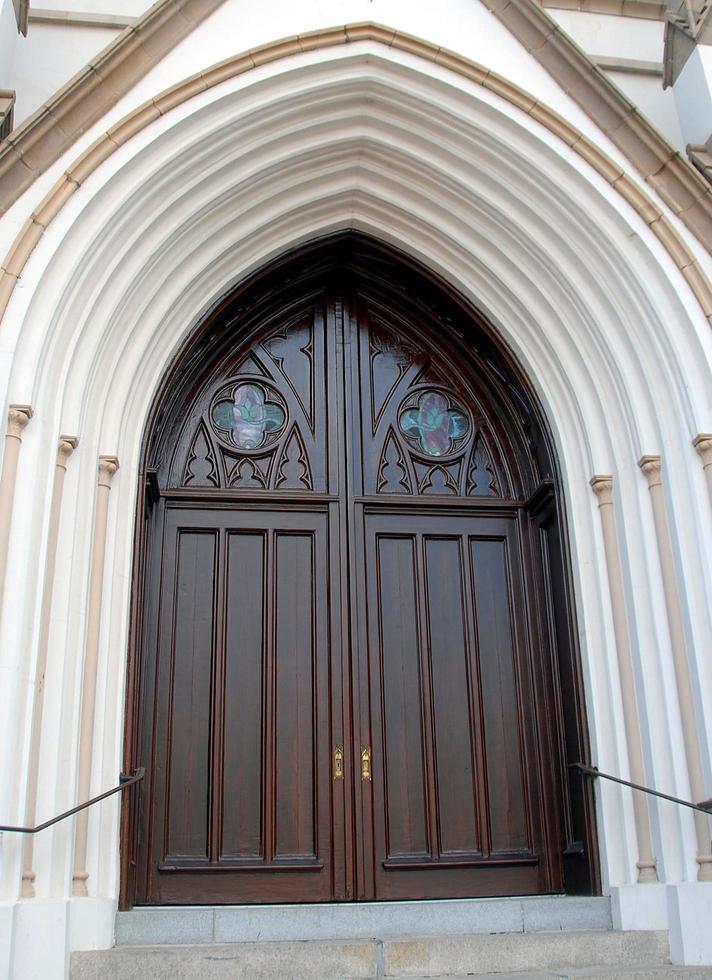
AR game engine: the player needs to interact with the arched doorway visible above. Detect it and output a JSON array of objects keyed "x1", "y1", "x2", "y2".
[{"x1": 121, "y1": 233, "x2": 598, "y2": 906}]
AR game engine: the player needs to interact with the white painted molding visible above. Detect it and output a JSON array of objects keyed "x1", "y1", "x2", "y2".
[
  {"x1": 72, "y1": 454, "x2": 119, "y2": 897},
  {"x1": 590, "y1": 474, "x2": 657, "y2": 884},
  {"x1": 638, "y1": 455, "x2": 712, "y2": 881},
  {"x1": 0, "y1": 404, "x2": 32, "y2": 627},
  {"x1": 21, "y1": 435, "x2": 78, "y2": 897}
]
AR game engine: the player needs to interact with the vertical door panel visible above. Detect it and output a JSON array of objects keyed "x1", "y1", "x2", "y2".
[
  {"x1": 377, "y1": 536, "x2": 429, "y2": 859},
  {"x1": 424, "y1": 535, "x2": 480, "y2": 857},
  {"x1": 165, "y1": 530, "x2": 217, "y2": 860},
  {"x1": 470, "y1": 537, "x2": 528, "y2": 854},
  {"x1": 222, "y1": 531, "x2": 265, "y2": 860},
  {"x1": 274, "y1": 531, "x2": 316, "y2": 859}
]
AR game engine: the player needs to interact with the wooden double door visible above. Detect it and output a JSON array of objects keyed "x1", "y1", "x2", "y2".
[{"x1": 130, "y1": 268, "x2": 575, "y2": 905}]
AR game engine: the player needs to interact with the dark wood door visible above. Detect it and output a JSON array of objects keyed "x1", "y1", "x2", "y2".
[
  {"x1": 131, "y1": 255, "x2": 577, "y2": 905},
  {"x1": 358, "y1": 511, "x2": 544, "y2": 899},
  {"x1": 145, "y1": 505, "x2": 339, "y2": 903}
]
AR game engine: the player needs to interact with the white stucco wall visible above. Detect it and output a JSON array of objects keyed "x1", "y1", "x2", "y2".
[
  {"x1": 11, "y1": 20, "x2": 121, "y2": 123},
  {"x1": 547, "y1": 8, "x2": 665, "y2": 63},
  {"x1": 546, "y1": 9, "x2": 689, "y2": 150},
  {"x1": 673, "y1": 47, "x2": 712, "y2": 147},
  {"x1": 603, "y1": 71, "x2": 686, "y2": 151},
  {"x1": 0, "y1": 0, "x2": 20, "y2": 91}
]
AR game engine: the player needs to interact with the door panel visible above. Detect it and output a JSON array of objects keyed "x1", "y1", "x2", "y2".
[
  {"x1": 361, "y1": 510, "x2": 544, "y2": 899},
  {"x1": 222, "y1": 530, "x2": 265, "y2": 859},
  {"x1": 164, "y1": 529, "x2": 217, "y2": 862},
  {"x1": 470, "y1": 535, "x2": 529, "y2": 854},
  {"x1": 425, "y1": 535, "x2": 480, "y2": 857},
  {"x1": 274, "y1": 531, "x2": 317, "y2": 860},
  {"x1": 146, "y1": 506, "x2": 336, "y2": 904},
  {"x1": 377, "y1": 535, "x2": 429, "y2": 859}
]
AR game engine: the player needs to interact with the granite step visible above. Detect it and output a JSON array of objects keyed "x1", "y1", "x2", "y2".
[
  {"x1": 410, "y1": 972, "x2": 712, "y2": 979},
  {"x1": 115, "y1": 897, "x2": 613, "y2": 945},
  {"x1": 71, "y1": 928, "x2": 678, "y2": 979}
]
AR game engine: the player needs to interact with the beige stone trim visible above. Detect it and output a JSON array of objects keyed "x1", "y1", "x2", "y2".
[
  {"x1": 28, "y1": 9, "x2": 137, "y2": 30},
  {"x1": 481, "y1": 0, "x2": 712, "y2": 245},
  {"x1": 0, "y1": 0, "x2": 707, "y2": 242},
  {"x1": 0, "y1": 404, "x2": 32, "y2": 625},
  {"x1": 589, "y1": 475, "x2": 657, "y2": 883},
  {"x1": 693, "y1": 434, "x2": 712, "y2": 507},
  {"x1": 0, "y1": 91, "x2": 14, "y2": 142},
  {"x1": 638, "y1": 455, "x2": 712, "y2": 880},
  {"x1": 72, "y1": 454, "x2": 118, "y2": 897},
  {"x1": 540, "y1": 0, "x2": 665, "y2": 18},
  {"x1": 21, "y1": 435, "x2": 78, "y2": 897},
  {"x1": 593, "y1": 56, "x2": 664, "y2": 76},
  {"x1": 0, "y1": 24, "x2": 711, "y2": 340},
  {"x1": 0, "y1": 0, "x2": 227, "y2": 213},
  {"x1": 689, "y1": 143, "x2": 712, "y2": 185}
]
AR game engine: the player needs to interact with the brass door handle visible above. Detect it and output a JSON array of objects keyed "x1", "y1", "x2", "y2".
[
  {"x1": 361, "y1": 747, "x2": 371, "y2": 781},
  {"x1": 334, "y1": 746, "x2": 344, "y2": 780}
]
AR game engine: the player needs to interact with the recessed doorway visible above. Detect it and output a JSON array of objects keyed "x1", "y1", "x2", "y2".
[{"x1": 121, "y1": 234, "x2": 598, "y2": 906}]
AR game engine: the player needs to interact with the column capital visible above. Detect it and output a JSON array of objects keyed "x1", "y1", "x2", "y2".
[
  {"x1": 693, "y1": 433, "x2": 712, "y2": 469},
  {"x1": 638, "y1": 454, "x2": 662, "y2": 488},
  {"x1": 97, "y1": 454, "x2": 119, "y2": 488},
  {"x1": 6, "y1": 404, "x2": 32, "y2": 439},
  {"x1": 57, "y1": 435, "x2": 78, "y2": 469},
  {"x1": 590, "y1": 474, "x2": 613, "y2": 505}
]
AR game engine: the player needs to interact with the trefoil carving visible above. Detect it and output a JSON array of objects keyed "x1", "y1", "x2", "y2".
[
  {"x1": 275, "y1": 426, "x2": 313, "y2": 490},
  {"x1": 466, "y1": 434, "x2": 500, "y2": 497},
  {"x1": 377, "y1": 429, "x2": 412, "y2": 494},
  {"x1": 184, "y1": 424, "x2": 218, "y2": 487},
  {"x1": 415, "y1": 459, "x2": 461, "y2": 495}
]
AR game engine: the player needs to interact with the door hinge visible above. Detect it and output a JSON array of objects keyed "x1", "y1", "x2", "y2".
[{"x1": 145, "y1": 469, "x2": 160, "y2": 510}]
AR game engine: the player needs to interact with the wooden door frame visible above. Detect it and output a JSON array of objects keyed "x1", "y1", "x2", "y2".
[{"x1": 119, "y1": 232, "x2": 600, "y2": 908}]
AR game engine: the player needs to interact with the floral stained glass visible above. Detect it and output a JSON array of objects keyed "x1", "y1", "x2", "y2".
[
  {"x1": 212, "y1": 383, "x2": 286, "y2": 450},
  {"x1": 399, "y1": 390, "x2": 470, "y2": 456}
]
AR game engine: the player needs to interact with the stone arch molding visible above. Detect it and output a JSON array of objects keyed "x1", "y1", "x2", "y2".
[{"x1": 1, "y1": 30, "x2": 712, "y2": 912}]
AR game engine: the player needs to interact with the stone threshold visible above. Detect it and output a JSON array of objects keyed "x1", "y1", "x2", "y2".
[{"x1": 116, "y1": 895, "x2": 612, "y2": 946}]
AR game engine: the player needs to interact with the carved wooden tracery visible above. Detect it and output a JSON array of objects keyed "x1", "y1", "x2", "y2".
[{"x1": 170, "y1": 308, "x2": 510, "y2": 502}]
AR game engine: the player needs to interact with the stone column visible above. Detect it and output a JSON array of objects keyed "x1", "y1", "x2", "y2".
[
  {"x1": 21, "y1": 436, "x2": 78, "y2": 897},
  {"x1": 0, "y1": 405, "x2": 32, "y2": 619},
  {"x1": 72, "y1": 455, "x2": 119, "y2": 897},
  {"x1": 638, "y1": 455, "x2": 712, "y2": 881},
  {"x1": 693, "y1": 434, "x2": 712, "y2": 508},
  {"x1": 590, "y1": 475, "x2": 657, "y2": 882}
]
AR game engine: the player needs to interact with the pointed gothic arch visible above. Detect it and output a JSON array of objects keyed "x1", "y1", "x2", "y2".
[{"x1": 121, "y1": 232, "x2": 598, "y2": 906}]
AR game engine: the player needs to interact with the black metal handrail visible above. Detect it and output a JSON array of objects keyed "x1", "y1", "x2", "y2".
[
  {"x1": 0, "y1": 768, "x2": 145, "y2": 835},
  {"x1": 571, "y1": 762, "x2": 712, "y2": 815}
]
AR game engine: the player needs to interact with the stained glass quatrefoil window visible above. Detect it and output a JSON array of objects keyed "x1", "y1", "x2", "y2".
[
  {"x1": 211, "y1": 383, "x2": 286, "y2": 450},
  {"x1": 399, "y1": 390, "x2": 470, "y2": 456}
]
